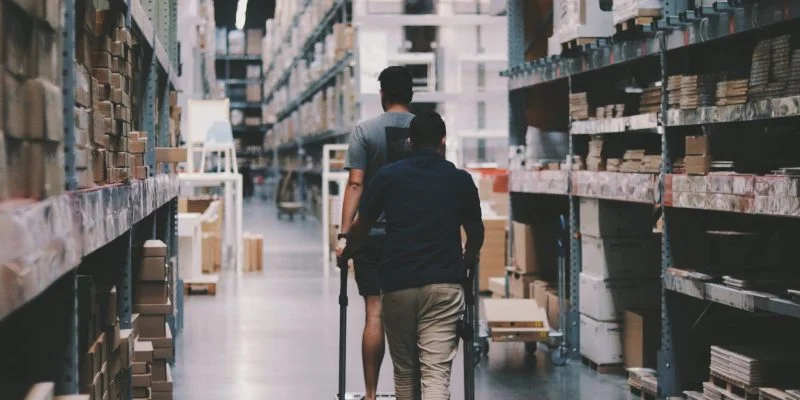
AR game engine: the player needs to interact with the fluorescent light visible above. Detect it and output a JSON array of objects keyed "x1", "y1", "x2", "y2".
[{"x1": 235, "y1": 0, "x2": 248, "y2": 29}]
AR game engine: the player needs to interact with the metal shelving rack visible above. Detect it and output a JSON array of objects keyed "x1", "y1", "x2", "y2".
[
  {"x1": 264, "y1": 0, "x2": 354, "y2": 215},
  {"x1": 0, "y1": 0, "x2": 181, "y2": 396},
  {"x1": 215, "y1": 30, "x2": 268, "y2": 160},
  {"x1": 505, "y1": 0, "x2": 800, "y2": 398}
]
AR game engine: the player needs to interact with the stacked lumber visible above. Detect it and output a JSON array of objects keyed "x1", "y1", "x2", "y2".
[
  {"x1": 749, "y1": 35, "x2": 791, "y2": 102},
  {"x1": 716, "y1": 79, "x2": 749, "y2": 106},
  {"x1": 606, "y1": 158, "x2": 622, "y2": 172},
  {"x1": 666, "y1": 75, "x2": 682, "y2": 109},
  {"x1": 680, "y1": 75, "x2": 717, "y2": 109},
  {"x1": 620, "y1": 150, "x2": 646, "y2": 172},
  {"x1": 570, "y1": 92, "x2": 590, "y2": 121},
  {"x1": 701, "y1": 345, "x2": 800, "y2": 400},
  {"x1": 627, "y1": 368, "x2": 658, "y2": 397},
  {"x1": 787, "y1": 49, "x2": 800, "y2": 96},
  {"x1": 639, "y1": 86, "x2": 661, "y2": 114},
  {"x1": 587, "y1": 139, "x2": 605, "y2": 171}
]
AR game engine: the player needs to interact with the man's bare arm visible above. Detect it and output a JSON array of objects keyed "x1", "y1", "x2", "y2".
[{"x1": 341, "y1": 168, "x2": 365, "y2": 233}]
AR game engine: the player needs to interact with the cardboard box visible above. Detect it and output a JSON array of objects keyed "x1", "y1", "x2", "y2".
[
  {"x1": 6, "y1": 6, "x2": 33, "y2": 77},
  {"x1": 578, "y1": 273, "x2": 660, "y2": 322},
  {"x1": 580, "y1": 314, "x2": 623, "y2": 365},
  {"x1": 131, "y1": 373, "x2": 151, "y2": 388},
  {"x1": 143, "y1": 240, "x2": 168, "y2": 257},
  {"x1": 132, "y1": 362, "x2": 148, "y2": 375},
  {"x1": 25, "y1": 78, "x2": 64, "y2": 142},
  {"x1": 152, "y1": 364, "x2": 173, "y2": 392},
  {"x1": 512, "y1": 222, "x2": 556, "y2": 275},
  {"x1": 138, "y1": 257, "x2": 166, "y2": 281},
  {"x1": 54, "y1": 396, "x2": 90, "y2": 400},
  {"x1": 685, "y1": 135, "x2": 709, "y2": 156},
  {"x1": 547, "y1": 291, "x2": 564, "y2": 330},
  {"x1": 133, "y1": 340, "x2": 153, "y2": 363},
  {"x1": 685, "y1": 155, "x2": 711, "y2": 175},
  {"x1": 132, "y1": 387, "x2": 149, "y2": 398},
  {"x1": 34, "y1": 26, "x2": 60, "y2": 83},
  {"x1": 152, "y1": 391, "x2": 173, "y2": 400},
  {"x1": 153, "y1": 347, "x2": 172, "y2": 360},
  {"x1": 155, "y1": 147, "x2": 187, "y2": 163},
  {"x1": 624, "y1": 309, "x2": 660, "y2": 369},
  {"x1": 5, "y1": 73, "x2": 25, "y2": 140},
  {"x1": 581, "y1": 235, "x2": 660, "y2": 279},
  {"x1": 246, "y1": 29, "x2": 262, "y2": 55},
  {"x1": 24, "y1": 382, "x2": 54, "y2": 400},
  {"x1": 532, "y1": 280, "x2": 549, "y2": 310},
  {"x1": 508, "y1": 272, "x2": 536, "y2": 299},
  {"x1": 246, "y1": 84, "x2": 261, "y2": 102},
  {"x1": 134, "y1": 281, "x2": 168, "y2": 305},
  {"x1": 133, "y1": 299, "x2": 173, "y2": 315},
  {"x1": 137, "y1": 315, "x2": 167, "y2": 338},
  {"x1": 27, "y1": 141, "x2": 65, "y2": 199},
  {"x1": 579, "y1": 198, "x2": 654, "y2": 238}
]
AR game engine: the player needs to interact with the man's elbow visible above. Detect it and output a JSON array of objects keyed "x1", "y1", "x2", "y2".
[{"x1": 346, "y1": 180, "x2": 363, "y2": 192}]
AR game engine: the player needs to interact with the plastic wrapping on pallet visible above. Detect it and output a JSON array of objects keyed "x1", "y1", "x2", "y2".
[
  {"x1": 0, "y1": 195, "x2": 81, "y2": 317},
  {"x1": 754, "y1": 175, "x2": 800, "y2": 197},
  {"x1": 612, "y1": 0, "x2": 662, "y2": 26},
  {"x1": 754, "y1": 196, "x2": 800, "y2": 217},
  {"x1": 510, "y1": 170, "x2": 569, "y2": 194},
  {"x1": 671, "y1": 192, "x2": 754, "y2": 213},
  {"x1": 572, "y1": 171, "x2": 656, "y2": 203},
  {"x1": 553, "y1": 0, "x2": 615, "y2": 44}
]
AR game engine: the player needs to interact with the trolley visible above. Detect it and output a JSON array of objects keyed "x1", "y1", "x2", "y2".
[
  {"x1": 476, "y1": 215, "x2": 570, "y2": 366},
  {"x1": 335, "y1": 258, "x2": 481, "y2": 400}
]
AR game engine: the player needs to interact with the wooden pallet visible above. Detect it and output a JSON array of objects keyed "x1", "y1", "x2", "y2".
[
  {"x1": 184, "y1": 276, "x2": 219, "y2": 296},
  {"x1": 561, "y1": 37, "x2": 598, "y2": 52},
  {"x1": 615, "y1": 16, "x2": 655, "y2": 32},
  {"x1": 710, "y1": 371, "x2": 760, "y2": 400},
  {"x1": 581, "y1": 356, "x2": 625, "y2": 375}
]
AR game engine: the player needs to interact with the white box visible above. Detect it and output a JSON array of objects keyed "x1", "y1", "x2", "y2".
[
  {"x1": 579, "y1": 198, "x2": 653, "y2": 237},
  {"x1": 580, "y1": 313, "x2": 623, "y2": 365},
  {"x1": 579, "y1": 273, "x2": 660, "y2": 321},
  {"x1": 581, "y1": 235, "x2": 660, "y2": 279}
]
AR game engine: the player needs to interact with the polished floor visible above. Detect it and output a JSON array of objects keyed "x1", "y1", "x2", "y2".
[{"x1": 173, "y1": 201, "x2": 633, "y2": 399}]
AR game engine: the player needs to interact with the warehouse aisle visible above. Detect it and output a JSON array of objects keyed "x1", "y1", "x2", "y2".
[{"x1": 173, "y1": 202, "x2": 632, "y2": 399}]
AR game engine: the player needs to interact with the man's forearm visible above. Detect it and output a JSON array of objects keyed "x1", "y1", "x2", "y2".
[
  {"x1": 463, "y1": 221, "x2": 485, "y2": 264},
  {"x1": 340, "y1": 181, "x2": 363, "y2": 233}
]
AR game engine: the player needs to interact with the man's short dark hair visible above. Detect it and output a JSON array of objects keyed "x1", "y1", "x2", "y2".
[
  {"x1": 410, "y1": 111, "x2": 446, "y2": 148},
  {"x1": 378, "y1": 66, "x2": 413, "y2": 105}
]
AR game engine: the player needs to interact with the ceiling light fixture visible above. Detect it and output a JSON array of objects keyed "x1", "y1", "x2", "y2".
[{"x1": 235, "y1": 0, "x2": 248, "y2": 29}]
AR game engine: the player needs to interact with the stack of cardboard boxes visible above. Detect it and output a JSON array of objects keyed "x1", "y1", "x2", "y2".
[
  {"x1": 578, "y1": 198, "x2": 660, "y2": 368},
  {"x1": 684, "y1": 135, "x2": 711, "y2": 175},
  {"x1": 168, "y1": 92, "x2": 181, "y2": 147},
  {"x1": 76, "y1": 4, "x2": 144, "y2": 186},
  {"x1": 2, "y1": 0, "x2": 65, "y2": 199},
  {"x1": 133, "y1": 240, "x2": 174, "y2": 400},
  {"x1": 243, "y1": 233, "x2": 265, "y2": 272},
  {"x1": 479, "y1": 216, "x2": 507, "y2": 292},
  {"x1": 78, "y1": 277, "x2": 136, "y2": 400}
]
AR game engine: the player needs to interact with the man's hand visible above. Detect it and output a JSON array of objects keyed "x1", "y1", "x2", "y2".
[{"x1": 335, "y1": 237, "x2": 347, "y2": 257}]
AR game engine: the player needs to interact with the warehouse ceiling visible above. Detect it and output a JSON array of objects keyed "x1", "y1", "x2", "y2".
[{"x1": 214, "y1": 0, "x2": 275, "y2": 30}]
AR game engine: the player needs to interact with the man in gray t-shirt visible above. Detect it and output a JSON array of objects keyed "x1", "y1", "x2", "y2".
[{"x1": 336, "y1": 66, "x2": 414, "y2": 400}]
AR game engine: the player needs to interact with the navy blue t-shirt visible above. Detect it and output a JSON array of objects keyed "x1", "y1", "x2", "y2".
[{"x1": 358, "y1": 149, "x2": 484, "y2": 293}]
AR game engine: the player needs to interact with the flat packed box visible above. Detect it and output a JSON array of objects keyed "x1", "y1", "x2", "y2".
[
  {"x1": 143, "y1": 240, "x2": 168, "y2": 257},
  {"x1": 512, "y1": 222, "x2": 556, "y2": 275},
  {"x1": 532, "y1": 280, "x2": 549, "y2": 310},
  {"x1": 581, "y1": 235, "x2": 660, "y2": 279},
  {"x1": 685, "y1": 135, "x2": 709, "y2": 156},
  {"x1": 155, "y1": 147, "x2": 188, "y2": 163},
  {"x1": 580, "y1": 313, "x2": 623, "y2": 365},
  {"x1": 134, "y1": 281, "x2": 168, "y2": 305},
  {"x1": 578, "y1": 273, "x2": 660, "y2": 321},
  {"x1": 508, "y1": 272, "x2": 536, "y2": 299},
  {"x1": 138, "y1": 257, "x2": 166, "y2": 281},
  {"x1": 579, "y1": 198, "x2": 654, "y2": 238},
  {"x1": 623, "y1": 309, "x2": 660, "y2": 369},
  {"x1": 136, "y1": 315, "x2": 167, "y2": 338}
]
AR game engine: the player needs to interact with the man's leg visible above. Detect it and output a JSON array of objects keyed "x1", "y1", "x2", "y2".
[
  {"x1": 353, "y1": 236, "x2": 386, "y2": 400},
  {"x1": 382, "y1": 288, "x2": 421, "y2": 400},
  {"x1": 363, "y1": 295, "x2": 385, "y2": 400},
  {"x1": 417, "y1": 284, "x2": 465, "y2": 400}
]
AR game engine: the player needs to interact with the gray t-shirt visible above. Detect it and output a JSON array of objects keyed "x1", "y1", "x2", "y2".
[{"x1": 345, "y1": 111, "x2": 415, "y2": 235}]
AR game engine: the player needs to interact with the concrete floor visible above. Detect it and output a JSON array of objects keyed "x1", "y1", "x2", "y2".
[{"x1": 173, "y1": 201, "x2": 633, "y2": 399}]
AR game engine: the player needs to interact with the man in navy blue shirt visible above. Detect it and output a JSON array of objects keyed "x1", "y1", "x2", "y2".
[{"x1": 343, "y1": 111, "x2": 484, "y2": 400}]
